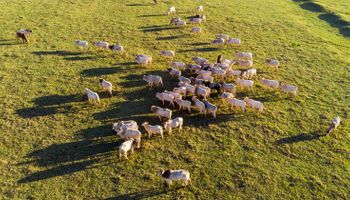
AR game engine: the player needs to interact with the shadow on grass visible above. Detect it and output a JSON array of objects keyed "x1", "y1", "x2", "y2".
[
  {"x1": 0, "y1": 39, "x2": 19, "y2": 46},
  {"x1": 81, "y1": 66, "x2": 129, "y2": 77},
  {"x1": 179, "y1": 47, "x2": 219, "y2": 53},
  {"x1": 77, "y1": 124, "x2": 114, "y2": 139},
  {"x1": 275, "y1": 132, "x2": 324, "y2": 145},
  {"x1": 33, "y1": 94, "x2": 83, "y2": 106},
  {"x1": 139, "y1": 25, "x2": 178, "y2": 33},
  {"x1": 16, "y1": 94, "x2": 83, "y2": 118},
  {"x1": 16, "y1": 105, "x2": 76, "y2": 118},
  {"x1": 126, "y1": 3, "x2": 151, "y2": 6},
  {"x1": 118, "y1": 62, "x2": 138, "y2": 66},
  {"x1": 300, "y1": 2, "x2": 325, "y2": 12},
  {"x1": 18, "y1": 136, "x2": 120, "y2": 183},
  {"x1": 296, "y1": 1, "x2": 350, "y2": 38},
  {"x1": 156, "y1": 35, "x2": 183, "y2": 41},
  {"x1": 31, "y1": 50, "x2": 95, "y2": 61},
  {"x1": 137, "y1": 14, "x2": 165, "y2": 18},
  {"x1": 318, "y1": 14, "x2": 350, "y2": 37},
  {"x1": 105, "y1": 188, "x2": 179, "y2": 200},
  {"x1": 64, "y1": 56, "x2": 95, "y2": 61},
  {"x1": 32, "y1": 50, "x2": 82, "y2": 56},
  {"x1": 188, "y1": 42, "x2": 211, "y2": 46}
]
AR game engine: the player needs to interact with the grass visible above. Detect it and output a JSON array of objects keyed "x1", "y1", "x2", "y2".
[{"x1": 0, "y1": 0, "x2": 350, "y2": 199}]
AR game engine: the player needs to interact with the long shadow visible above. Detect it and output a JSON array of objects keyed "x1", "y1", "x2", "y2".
[
  {"x1": 64, "y1": 56, "x2": 95, "y2": 61},
  {"x1": 179, "y1": 47, "x2": 219, "y2": 53},
  {"x1": 126, "y1": 3, "x2": 150, "y2": 6},
  {"x1": 275, "y1": 132, "x2": 323, "y2": 145},
  {"x1": 0, "y1": 39, "x2": 18, "y2": 46},
  {"x1": 297, "y1": 1, "x2": 350, "y2": 38},
  {"x1": 319, "y1": 13, "x2": 350, "y2": 37},
  {"x1": 186, "y1": 113, "x2": 236, "y2": 127},
  {"x1": 93, "y1": 99, "x2": 153, "y2": 121},
  {"x1": 18, "y1": 122, "x2": 123, "y2": 183},
  {"x1": 77, "y1": 124, "x2": 113, "y2": 139},
  {"x1": 139, "y1": 26, "x2": 178, "y2": 33},
  {"x1": 18, "y1": 160, "x2": 96, "y2": 183},
  {"x1": 156, "y1": 35, "x2": 183, "y2": 41},
  {"x1": 16, "y1": 94, "x2": 83, "y2": 118},
  {"x1": 16, "y1": 105, "x2": 75, "y2": 118},
  {"x1": 120, "y1": 74, "x2": 147, "y2": 88},
  {"x1": 33, "y1": 94, "x2": 83, "y2": 106},
  {"x1": 139, "y1": 25, "x2": 168, "y2": 29},
  {"x1": 300, "y1": 2, "x2": 325, "y2": 12},
  {"x1": 188, "y1": 42, "x2": 211, "y2": 46},
  {"x1": 119, "y1": 62, "x2": 138, "y2": 66},
  {"x1": 196, "y1": 47, "x2": 220, "y2": 52},
  {"x1": 31, "y1": 50, "x2": 95, "y2": 61},
  {"x1": 81, "y1": 66, "x2": 128, "y2": 77},
  {"x1": 32, "y1": 50, "x2": 82, "y2": 56},
  {"x1": 105, "y1": 188, "x2": 178, "y2": 200},
  {"x1": 137, "y1": 14, "x2": 165, "y2": 18}
]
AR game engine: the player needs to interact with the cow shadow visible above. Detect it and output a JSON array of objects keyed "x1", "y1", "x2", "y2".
[
  {"x1": 188, "y1": 42, "x2": 211, "y2": 46},
  {"x1": 318, "y1": 13, "x2": 350, "y2": 37},
  {"x1": 296, "y1": 1, "x2": 350, "y2": 38},
  {"x1": 16, "y1": 94, "x2": 83, "y2": 118},
  {"x1": 77, "y1": 124, "x2": 114, "y2": 139},
  {"x1": 179, "y1": 47, "x2": 219, "y2": 53},
  {"x1": 18, "y1": 135, "x2": 120, "y2": 183},
  {"x1": 81, "y1": 66, "x2": 129, "y2": 77},
  {"x1": 126, "y1": 3, "x2": 151, "y2": 6},
  {"x1": 139, "y1": 25, "x2": 179, "y2": 33},
  {"x1": 0, "y1": 39, "x2": 18, "y2": 46},
  {"x1": 156, "y1": 35, "x2": 184, "y2": 41},
  {"x1": 137, "y1": 14, "x2": 165, "y2": 18},
  {"x1": 64, "y1": 56, "x2": 95, "y2": 61},
  {"x1": 105, "y1": 188, "x2": 179, "y2": 200},
  {"x1": 32, "y1": 50, "x2": 82, "y2": 56},
  {"x1": 300, "y1": 2, "x2": 325, "y2": 12},
  {"x1": 275, "y1": 131, "x2": 324, "y2": 145},
  {"x1": 31, "y1": 50, "x2": 95, "y2": 61}
]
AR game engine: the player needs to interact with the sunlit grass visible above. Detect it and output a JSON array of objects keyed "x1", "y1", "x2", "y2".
[{"x1": 0, "y1": 0, "x2": 349, "y2": 199}]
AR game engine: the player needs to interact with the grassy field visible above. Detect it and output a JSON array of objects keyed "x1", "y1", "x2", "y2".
[{"x1": 0, "y1": 0, "x2": 350, "y2": 199}]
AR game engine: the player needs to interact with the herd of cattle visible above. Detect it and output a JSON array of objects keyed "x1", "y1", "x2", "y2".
[{"x1": 15, "y1": 4, "x2": 341, "y2": 188}]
